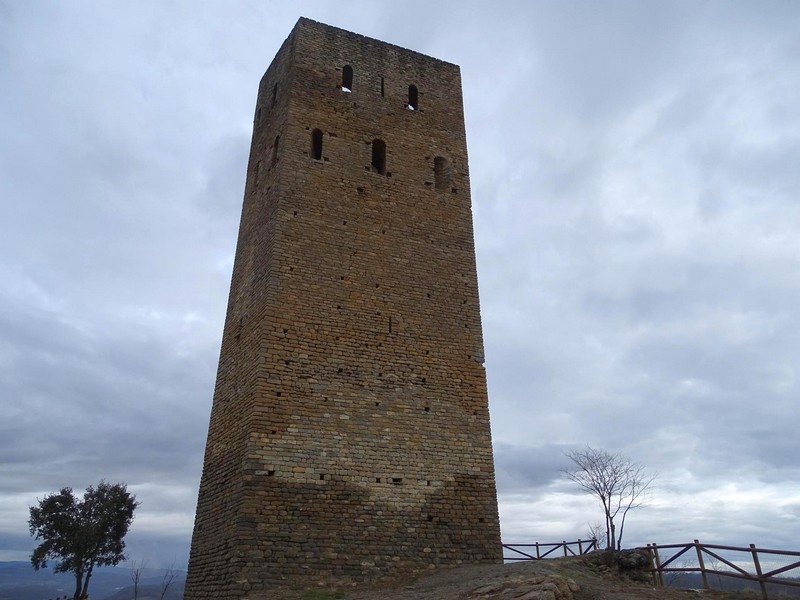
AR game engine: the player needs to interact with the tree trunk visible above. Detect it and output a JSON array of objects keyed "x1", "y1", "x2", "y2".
[
  {"x1": 73, "y1": 569, "x2": 84, "y2": 600},
  {"x1": 610, "y1": 522, "x2": 617, "y2": 553},
  {"x1": 81, "y1": 564, "x2": 94, "y2": 599}
]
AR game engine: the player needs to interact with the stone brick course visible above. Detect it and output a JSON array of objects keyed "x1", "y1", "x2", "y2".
[{"x1": 185, "y1": 18, "x2": 502, "y2": 598}]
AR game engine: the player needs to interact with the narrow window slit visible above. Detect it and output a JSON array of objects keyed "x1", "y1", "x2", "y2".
[
  {"x1": 311, "y1": 128, "x2": 323, "y2": 160},
  {"x1": 371, "y1": 139, "x2": 386, "y2": 175},
  {"x1": 342, "y1": 65, "x2": 353, "y2": 92},
  {"x1": 271, "y1": 135, "x2": 280, "y2": 166},
  {"x1": 407, "y1": 84, "x2": 418, "y2": 110},
  {"x1": 434, "y1": 157, "x2": 452, "y2": 190}
]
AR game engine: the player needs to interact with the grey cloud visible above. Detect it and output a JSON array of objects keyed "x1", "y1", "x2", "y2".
[{"x1": 494, "y1": 443, "x2": 572, "y2": 492}]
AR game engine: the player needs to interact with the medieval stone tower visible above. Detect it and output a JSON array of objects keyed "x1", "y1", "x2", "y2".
[{"x1": 185, "y1": 18, "x2": 502, "y2": 598}]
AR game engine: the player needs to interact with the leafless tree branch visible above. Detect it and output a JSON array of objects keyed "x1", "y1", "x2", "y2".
[{"x1": 563, "y1": 446, "x2": 655, "y2": 550}]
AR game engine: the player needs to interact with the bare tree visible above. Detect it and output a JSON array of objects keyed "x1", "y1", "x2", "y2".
[
  {"x1": 563, "y1": 446, "x2": 654, "y2": 551},
  {"x1": 586, "y1": 522, "x2": 606, "y2": 550},
  {"x1": 159, "y1": 561, "x2": 179, "y2": 600},
  {"x1": 130, "y1": 558, "x2": 147, "y2": 600}
]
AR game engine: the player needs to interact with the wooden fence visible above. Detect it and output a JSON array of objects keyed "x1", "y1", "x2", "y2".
[
  {"x1": 503, "y1": 539, "x2": 597, "y2": 561},
  {"x1": 644, "y1": 540, "x2": 800, "y2": 599}
]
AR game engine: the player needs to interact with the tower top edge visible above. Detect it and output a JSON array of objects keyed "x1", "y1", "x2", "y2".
[{"x1": 292, "y1": 16, "x2": 461, "y2": 71}]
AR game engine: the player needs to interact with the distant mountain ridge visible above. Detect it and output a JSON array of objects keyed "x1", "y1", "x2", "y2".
[{"x1": 0, "y1": 561, "x2": 185, "y2": 600}]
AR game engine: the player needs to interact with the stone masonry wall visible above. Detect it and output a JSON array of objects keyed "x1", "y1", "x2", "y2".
[{"x1": 185, "y1": 18, "x2": 502, "y2": 599}]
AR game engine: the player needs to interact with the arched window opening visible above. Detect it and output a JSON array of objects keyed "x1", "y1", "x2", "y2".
[
  {"x1": 371, "y1": 139, "x2": 386, "y2": 175},
  {"x1": 311, "y1": 129, "x2": 323, "y2": 160},
  {"x1": 272, "y1": 135, "x2": 280, "y2": 166},
  {"x1": 407, "y1": 84, "x2": 418, "y2": 110},
  {"x1": 434, "y1": 156, "x2": 452, "y2": 190},
  {"x1": 342, "y1": 65, "x2": 353, "y2": 92}
]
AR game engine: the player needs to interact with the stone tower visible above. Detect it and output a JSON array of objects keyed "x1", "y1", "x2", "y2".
[{"x1": 185, "y1": 18, "x2": 502, "y2": 598}]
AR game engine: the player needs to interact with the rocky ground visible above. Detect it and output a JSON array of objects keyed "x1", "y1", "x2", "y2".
[{"x1": 261, "y1": 553, "x2": 765, "y2": 600}]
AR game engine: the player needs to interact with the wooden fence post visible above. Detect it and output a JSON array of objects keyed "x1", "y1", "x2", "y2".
[
  {"x1": 563, "y1": 541, "x2": 568, "y2": 557},
  {"x1": 651, "y1": 543, "x2": 664, "y2": 587},
  {"x1": 750, "y1": 543, "x2": 768, "y2": 600},
  {"x1": 695, "y1": 539, "x2": 710, "y2": 590}
]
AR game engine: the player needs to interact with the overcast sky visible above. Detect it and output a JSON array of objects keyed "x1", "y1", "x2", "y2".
[{"x1": 2, "y1": 0, "x2": 800, "y2": 572}]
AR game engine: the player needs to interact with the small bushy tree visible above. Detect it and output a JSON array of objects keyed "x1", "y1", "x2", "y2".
[{"x1": 29, "y1": 480, "x2": 139, "y2": 600}]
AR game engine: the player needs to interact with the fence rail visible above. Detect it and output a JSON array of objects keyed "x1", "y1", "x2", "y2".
[
  {"x1": 643, "y1": 540, "x2": 800, "y2": 599},
  {"x1": 503, "y1": 539, "x2": 597, "y2": 561}
]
